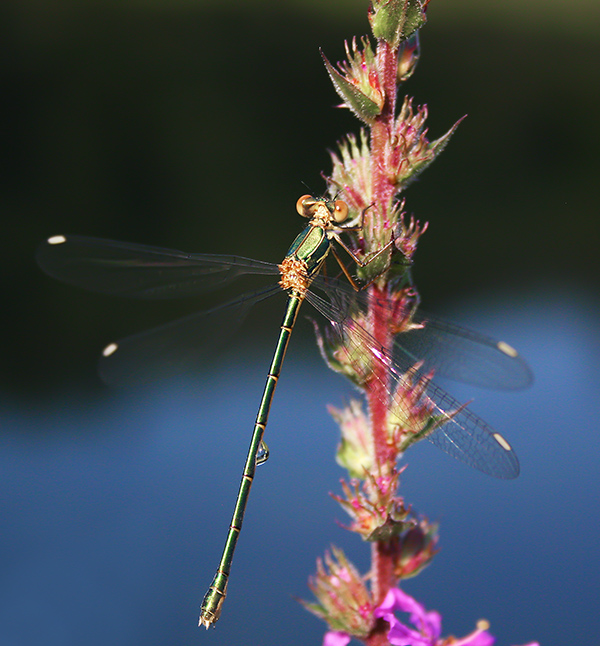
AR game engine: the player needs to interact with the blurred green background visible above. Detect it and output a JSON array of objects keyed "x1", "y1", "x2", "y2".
[{"x1": 5, "y1": 0, "x2": 599, "y2": 395}]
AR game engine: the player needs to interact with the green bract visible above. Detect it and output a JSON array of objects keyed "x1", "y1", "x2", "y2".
[
  {"x1": 321, "y1": 50, "x2": 382, "y2": 124},
  {"x1": 368, "y1": 0, "x2": 428, "y2": 48}
]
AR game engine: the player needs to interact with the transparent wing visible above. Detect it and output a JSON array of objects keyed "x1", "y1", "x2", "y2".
[
  {"x1": 422, "y1": 389, "x2": 519, "y2": 479},
  {"x1": 310, "y1": 275, "x2": 532, "y2": 391},
  {"x1": 399, "y1": 314, "x2": 533, "y2": 390},
  {"x1": 99, "y1": 284, "x2": 282, "y2": 386},
  {"x1": 36, "y1": 235, "x2": 280, "y2": 299},
  {"x1": 305, "y1": 287, "x2": 520, "y2": 479}
]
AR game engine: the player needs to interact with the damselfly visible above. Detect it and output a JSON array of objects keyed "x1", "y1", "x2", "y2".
[{"x1": 37, "y1": 195, "x2": 532, "y2": 627}]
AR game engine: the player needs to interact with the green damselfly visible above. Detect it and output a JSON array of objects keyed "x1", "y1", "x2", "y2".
[{"x1": 37, "y1": 195, "x2": 532, "y2": 627}]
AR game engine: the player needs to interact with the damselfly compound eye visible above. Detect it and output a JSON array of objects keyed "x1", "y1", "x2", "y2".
[
  {"x1": 296, "y1": 194, "x2": 317, "y2": 218},
  {"x1": 333, "y1": 200, "x2": 349, "y2": 223}
]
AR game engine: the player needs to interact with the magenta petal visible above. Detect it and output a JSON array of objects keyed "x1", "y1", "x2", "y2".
[
  {"x1": 374, "y1": 590, "x2": 398, "y2": 618},
  {"x1": 375, "y1": 587, "x2": 424, "y2": 617},
  {"x1": 454, "y1": 630, "x2": 495, "y2": 646},
  {"x1": 387, "y1": 618, "x2": 431, "y2": 646},
  {"x1": 383, "y1": 614, "x2": 432, "y2": 646},
  {"x1": 323, "y1": 631, "x2": 351, "y2": 646},
  {"x1": 374, "y1": 588, "x2": 441, "y2": 641},
  {"x1": 419, "y1": 609, "x2": 441, "y2": 639},
  {"x1": 468, "y1": 633, "x2": 495, "y2": 646}
]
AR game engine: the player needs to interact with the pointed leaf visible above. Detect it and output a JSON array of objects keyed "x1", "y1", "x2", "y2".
[
  {"x1": 415, "y1": 116, "x2": 464, "y2": 178},
  {"x1": 398, "y1": 115, "x2": 466, "y2": 188},
  {"x1": 321, "y1": 50, "x2": 382, "y2": 124}
]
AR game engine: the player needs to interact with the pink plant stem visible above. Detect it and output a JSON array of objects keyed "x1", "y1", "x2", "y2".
[
  {"x1": 371, "y1": 39, "x2": 398, "y2": 225},
  {"x1": 366, "y1": 284, "x2": 395, "y2": 609},
  {"x1": 365, "y1": 617, "x2": 394, "y2": 646},
  {"x1": 366, "y1": 40, "x2": 401, "y2": 645}
]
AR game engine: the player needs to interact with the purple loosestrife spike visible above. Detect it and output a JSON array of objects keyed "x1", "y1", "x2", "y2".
[{"x1": 304, "y1": 2, "x2": 537, "y2": 644}]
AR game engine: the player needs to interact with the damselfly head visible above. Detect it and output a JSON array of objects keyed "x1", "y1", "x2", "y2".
[{"x1": 296, "y1": 194, "x2": 349, "y2": 223}]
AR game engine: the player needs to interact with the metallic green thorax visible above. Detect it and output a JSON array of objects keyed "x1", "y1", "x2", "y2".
[
  {"x1": 200, "y1": 213, "x2": 335, "y2": 627},
  {"x1": 285, "y1": 223, "x2": 331, "y2": 279}
]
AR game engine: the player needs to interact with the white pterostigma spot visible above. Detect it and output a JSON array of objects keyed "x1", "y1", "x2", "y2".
[
  {"x1": 493, "y1": 432, "x2": 512, "y2": 451},
  {"x1": 496, "y1": 340, "x2": 518, "y2": 358},
  {"x1": 102, "y1": 342, "x2": 118, "y2": 357},
  {"x1": 48, "y1": 235, "x2": 67, "y2": 245}
]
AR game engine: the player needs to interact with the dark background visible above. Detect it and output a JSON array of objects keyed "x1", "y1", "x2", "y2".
[
  {"x1": 1, "y1": 1, "x2": 599, "y2": 645},
  {"x1": 5, "y1": 0, "x2": 599, "y2": 395}
]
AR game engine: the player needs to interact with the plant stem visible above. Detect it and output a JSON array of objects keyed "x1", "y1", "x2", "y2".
[{"x1": 366, "y1": 38, "x2": 401, "y2": 621}]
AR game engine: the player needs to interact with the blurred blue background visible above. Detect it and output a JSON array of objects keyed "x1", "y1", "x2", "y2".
[{"x1": 3, "y1": 1, "x2": 600, "y2": 645}]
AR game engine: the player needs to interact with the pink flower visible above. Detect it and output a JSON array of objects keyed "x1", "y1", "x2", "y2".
[
  {"x1": 323, "y1": 588, "x2": 538, "y2": 646},
  {"x1": 374, "y1": 587, "x2": 446, "y2": 646},
  {"x1": 323, "y1": 631, "x2": 351, "y2": 646},
  {"x1": 373, "y1": 588, "x2": 537, "y2": 646}
]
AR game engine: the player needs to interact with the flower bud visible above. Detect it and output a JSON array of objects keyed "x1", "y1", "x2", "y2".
[
  {"x1": 332, "y1": 470, "x2": 413, "y2": 542},
  {"x1": 301, "y1": 548, "x2": 375, "y2": 639},
  {"x1": 393, "y1": 519, "x2": 439, "y2": 579},
  {"x1": 368, "y1": 0, "x2": 428, "y2": 48}
]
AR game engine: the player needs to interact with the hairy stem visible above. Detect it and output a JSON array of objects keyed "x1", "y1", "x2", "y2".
[{"x1": 367, "y1": 37, "x2": 401, "y2": 634}]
